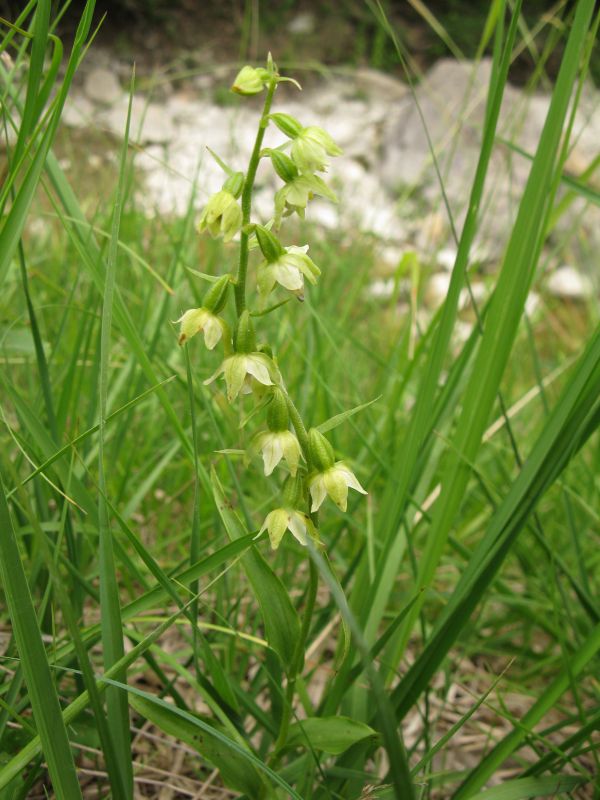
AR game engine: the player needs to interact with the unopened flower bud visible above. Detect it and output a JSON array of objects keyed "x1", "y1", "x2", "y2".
[
  {"x1": 269, "y1": 112, "x2": 303, "y2": 139},
  {"x1": 231, "y1": 65, "x2": 266, "y2": 95},
  {"x1": 202, "y1": 275, "x2": 230, "y2": 314},
  {"x1": 234, "y1": 310, "x2": 256, "y2": 353},
  {"x1": 255, "y1": 225, "x2": 285, "y2": 264},
  {"x1": 223, "y1": 172, "x2": 245, "y2": 199},
  {"x1": 308, "y1": 428, "x2": 335, "y2": 472},
  {"x1": 269, "y1": 150, "x2": 299, "y2": 183},
  {"x1": 267, "y1": 388, "x2": 289, "y2": 432}
]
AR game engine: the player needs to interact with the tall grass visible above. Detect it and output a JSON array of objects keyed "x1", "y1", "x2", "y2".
[{"x1": 0, "y1": 0, "x2": 598, "y2": 798}]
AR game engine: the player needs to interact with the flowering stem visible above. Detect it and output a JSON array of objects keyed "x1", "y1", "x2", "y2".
[
  {"x1": 234, "y1": 78, "x2": 278, "y2": 316},
  {"x1": 272, "y1": 558, "x2": 318, "y2": 756}
]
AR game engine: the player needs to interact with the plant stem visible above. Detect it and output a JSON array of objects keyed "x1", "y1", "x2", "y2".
[
  {"x1": 234, "y1": 78, "x2": 277, "y2": 316},
  {"x1": 272, "y1": 558, "x2": 319, "y2": 756}
]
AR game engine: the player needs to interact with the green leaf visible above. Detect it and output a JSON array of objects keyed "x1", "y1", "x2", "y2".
[
  {"x1": 210, "y1": 468, "x2": 301, "y2": 669},
  {"x1": 0, "y1": 479, "x2": 83, "y2": 800},
  {"x1": 316, "y1": 396, "x2": 381, "y2": 434},
  {"x1": 286, "y1": 716, "x2": 377, "y2": 754},
  {"x1": 129, "y1": 694, "x2": 266, "y2": 798},
  {"x1": 467, "y1": 775, "x2": 586, "y2": 799}
]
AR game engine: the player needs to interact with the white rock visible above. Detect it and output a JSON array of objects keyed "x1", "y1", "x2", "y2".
[
  {"x1": 354, "y1": 68, "x2": 407, "y2": 102},
  {"x1": 287, "y1": 12, "x2": 315, "y2": 35},
  {"x1": 547, "y1": 266, "x2": 593, "y2": 300},
  {"x1": 525, "y1": 290, "x2": 540, "y2": 317},
  {"x1": 436, "y1": 247, "x2": 457, "y2": 271},
  {"x1": 62, "y1": 94, "x2": 95, "y2": 127},
  {"x1": 368, "y1": 278, "x2": 395, "y2": 299},
  {"x1": 425, "y1": 272, "x2": 451, "y2": 308},
  {"x1": 84, "y1": 68, "x2": 123, "y2": 106}
]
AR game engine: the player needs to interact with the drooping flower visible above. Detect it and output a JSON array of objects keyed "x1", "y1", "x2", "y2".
[
  {"x1": 307, "y1": 427, "x2": 367, "y2": 512},
  {"x1": 258, "y1": 507, "x2": 316, "y2": 550},
  {"x1": 309, "y1": 462, "x2": 367, "y2": 512},
  {"x1": 258, "y1": 245, "x2": 320, "y2": 298},
  {"x1": 275, "y1": 174, "x2": 337, "y2": 225},
  {"x1": 253, "y1": 429, "x2": 302, "y2": 476},
  {"x1": 290, "y1": 126, "x2": 343, "y2": 174},
  {"x1": 204, "y1": 352, "x2": 275, "y2": 403},
  {"x1": 176, "y1": 308, "x2": 224, "y2": 349},
  {"x1": 197, "y1": 190, "x2": 242, "y2": 243}
]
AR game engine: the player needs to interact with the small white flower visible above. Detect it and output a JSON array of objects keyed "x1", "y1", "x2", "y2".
[
  {"x1": 253, "y1": 430, "x2": 302, "y2": 476},
  {"x1": 176, "y1": 308, "x2": 224, "y2": 349},
  {"x1": 204, "y1": 353, "x2": 274, "y2": 402},
  {"x1": 258, "y1": 507, "x2": 315, "y2": 550},
  {"x1": 257, "y1": 245, "x2": 321, "y2": 298},
  {"x1": 309, "y1": 462, "x2": 367, "y2": 512}
]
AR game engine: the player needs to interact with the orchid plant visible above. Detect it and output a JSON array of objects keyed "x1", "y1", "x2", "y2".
[
  {"x1": 177, "y1": 54, "x2": 368, "y2": 762},
  {"x1": 179, "y1": 54, "x2": 366, "y2": 551}
]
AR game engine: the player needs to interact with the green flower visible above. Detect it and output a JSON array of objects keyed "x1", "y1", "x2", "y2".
[
  {"x1": 204, "y1": 352, "x2": 275, "y2": 402},
  {"x1": 197, "y1": 190, "x2": 242, "y2": 242},
  {"x1": 291, "y1": 126, "x2": 343, "y2": 174},
  {"x1": 258, "y1": 507, "x2": 316, "y2": 550},
  {"x1": 176, "y1": 308, "x2": 224, "y2": 349},
  {"x1": 257, "y1": 245, "x2": 321, "y2": 298},
  {"x1": 252, "y1": 429, "x2": 302, "y2": 476},
  {"x1": 309, "y1": 462, "x2": 367, "y2": 512},
  {"x1": 231, "y1": 65, "x2": 268, "y2": 95},
  {"x1": 275, "y1": 174, "x2": 337, "y2": 225}
]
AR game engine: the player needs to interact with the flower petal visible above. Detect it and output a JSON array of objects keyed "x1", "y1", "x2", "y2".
[
  {"x1": 203, "y1": 360, "x2": 225, "y2": 386},
  {"x1": 274, "y1": 263, "x2": 304, "y2": 292},
  {"x1": 309, "y1": 473, "x2": 327, "y2": 512},
  {"x1": 287, "y1": 511, "x2": 309, "y2": 546},
  {"x1": 281, "y1": 431, "x2": 302, "y2": 476},
  {"x1": 203, "y1": 316, "x2": 223, "y2": 350},
  {"x1": 265, "y1": 508, "x2": 290, "y2": 550},
  {"x1": 245, "y1": 355, "x2": 273, "y2": 388},
  {"x1": 262, "y1": 434, "x2": 284, "y2": 476},
  {"x1": 324, "y1": 467, "x2": 350, "y2": 512},
  {"x1": 224, "y1": 355, "x2": 247, "y2": 401},
  {"x1": 336, "y1": 463, "x2": 368, "y2": 495}
]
